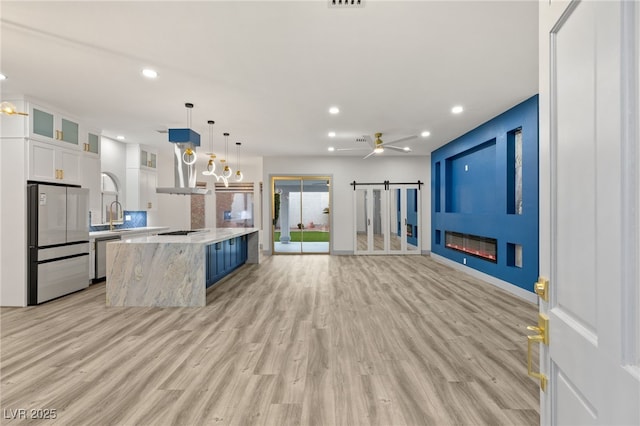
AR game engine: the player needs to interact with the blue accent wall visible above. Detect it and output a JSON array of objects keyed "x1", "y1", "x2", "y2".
[{"x1": 431, "y1": 95, "x2": 539, "y2": 292}]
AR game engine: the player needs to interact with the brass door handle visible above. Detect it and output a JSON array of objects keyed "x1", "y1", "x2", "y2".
[{"x1": 526, "y1": 313, "x2": 549, "y2": 392}]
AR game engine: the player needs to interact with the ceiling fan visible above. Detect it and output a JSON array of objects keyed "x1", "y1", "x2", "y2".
[{"x1": 336, "y1": 132, "x2": 417, "y2": 159}]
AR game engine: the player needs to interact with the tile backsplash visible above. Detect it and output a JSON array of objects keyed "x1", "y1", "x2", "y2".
[{"x1": 90, "y1": 211, "x2": 147, "y2": 232}]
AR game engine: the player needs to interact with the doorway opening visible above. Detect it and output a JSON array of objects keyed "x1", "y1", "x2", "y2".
[{"x1": 271, "y1": 176, "x2": 331, "y2": 254}]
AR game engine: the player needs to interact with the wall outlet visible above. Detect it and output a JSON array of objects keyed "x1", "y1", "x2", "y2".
[
  {"x1": 464, "y1": 164, "x2": 469, "y2": 171},
  {"x1": 463, "y1": 257, "x2": 467, "y2": 265},
  {"x1": 125, "y1": 215, "x2": 131, "y2": 221}
]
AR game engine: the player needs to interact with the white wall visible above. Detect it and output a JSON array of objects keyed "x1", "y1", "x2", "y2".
[{"x1": 263, "y1": 155, "x2": 431, "y2": 254}]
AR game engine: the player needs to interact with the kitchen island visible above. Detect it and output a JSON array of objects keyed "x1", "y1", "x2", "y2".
[{"x1": 106, "y1": 228, "x2": 259, "y2": 307}]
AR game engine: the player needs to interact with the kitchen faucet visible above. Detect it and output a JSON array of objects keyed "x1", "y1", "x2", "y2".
[{"x1": 109, "y1": 200, "x2": 123, "y2": 231}]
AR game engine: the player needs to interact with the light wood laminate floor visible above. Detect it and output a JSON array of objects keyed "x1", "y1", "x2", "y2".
[{"x1": 1, "y1": 255, "x2": 539, "y2": 425}]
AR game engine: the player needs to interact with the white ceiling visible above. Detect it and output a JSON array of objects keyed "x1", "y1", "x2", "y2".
[{"x1": 0, "y1": 1, "x2": 538, "y2": 159}]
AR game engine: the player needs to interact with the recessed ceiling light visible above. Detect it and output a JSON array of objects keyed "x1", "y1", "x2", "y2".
[
  {"x1": 116, "y1": 135, "x2": 125, "y2": 140},
  {"x1": 421, "y1": 131, "x2": 431, "y2": 138},
  {"x1": 451, "y1": 105, "x2": 464, "y2": 114},
  {"x1": 142, "y1": 68, "x2": 158, "y2": 79},
  {"x1": 329, "y1": 106, "x2": 340, "y2": 114},
  {"x1": 0, "y1": 73, "x2": 6, "y2": 81},
  {"x1": 328, "y1": 131, "x2": 336, "y2": 138},
  {"x1": 328, "y1": 147, "x2": 335, "y2": 152},
  {"x1": 403, "y1": 147, "x2": 411, "y2": 152}
]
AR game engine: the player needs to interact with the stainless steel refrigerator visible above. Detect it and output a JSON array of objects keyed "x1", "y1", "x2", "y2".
[{"x1": 27, "y1": 182, "x2": 90, "y2": 305}]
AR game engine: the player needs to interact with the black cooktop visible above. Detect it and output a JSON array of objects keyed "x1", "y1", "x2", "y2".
[{"x1": 158, "y1": 230, "x2": 202, "y2": 236}]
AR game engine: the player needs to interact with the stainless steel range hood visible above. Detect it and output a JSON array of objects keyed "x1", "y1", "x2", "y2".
[{"x1": 156, "y1": 133, "x2": 212, "y2": 195}]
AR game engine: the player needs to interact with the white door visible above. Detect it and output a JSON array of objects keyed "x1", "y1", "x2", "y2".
[{"x1": 538, "y1": 1, "x2": 640, "y2": 425}]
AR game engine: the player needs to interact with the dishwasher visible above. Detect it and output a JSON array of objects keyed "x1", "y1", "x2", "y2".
[{"x1": 95, "y1": 236, "x2": 121, "y2": 281}]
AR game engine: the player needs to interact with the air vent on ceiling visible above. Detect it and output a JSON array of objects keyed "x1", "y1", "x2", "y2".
[
  {"x1": 329, "y1": 0, "x2": 364, "y2": 8},
  {"x1": 355, "y1": 136, "x2": 368, "y2": 143}
]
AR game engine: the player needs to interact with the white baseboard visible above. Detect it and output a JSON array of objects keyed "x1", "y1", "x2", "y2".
[{"x1": 430, "y1": 253, "x2": 538, "y2": 304}]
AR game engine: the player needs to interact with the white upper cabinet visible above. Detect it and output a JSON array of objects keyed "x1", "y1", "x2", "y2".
[
  {"x1": 30, "y1": 103, "x2": 81, "y2": 149},
  {"x1": 126, "y1": 144, "x2": 158, "y2": 211},
  {"x1": 29, "y1": 139, "x2": 82, "y2": 185},
  {"x1": 82, "y1": 130, "x2": 101, "y2": 157}
]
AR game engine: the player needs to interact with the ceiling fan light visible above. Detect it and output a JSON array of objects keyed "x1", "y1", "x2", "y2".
[
  {"x1": 328, "y1": 146, "x2": 335, "y2": 152},
  {"x1": 403, "y1": 147, "x2": 411, "y2": 152},
  {"x1": 374, "y1": 147, "x2": 384, "y2": 154}
]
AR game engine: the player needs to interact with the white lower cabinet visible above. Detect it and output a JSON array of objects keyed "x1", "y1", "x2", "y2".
[{"x1": 29, "y1": 139, "x2": 81, "y2": 185}]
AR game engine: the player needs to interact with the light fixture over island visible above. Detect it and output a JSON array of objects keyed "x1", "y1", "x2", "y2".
[{"x1": 106, "y1": 228, "x2": 259, "y2": 307}]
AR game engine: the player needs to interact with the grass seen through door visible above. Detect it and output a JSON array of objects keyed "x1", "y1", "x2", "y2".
[{"x1": 273, "y1": 231, "x2": 330, "y2": 243}]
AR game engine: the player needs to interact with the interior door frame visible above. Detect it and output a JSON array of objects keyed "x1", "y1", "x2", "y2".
[{"x1": 270, "y1": 175, "x2": 332, "y2": 255}]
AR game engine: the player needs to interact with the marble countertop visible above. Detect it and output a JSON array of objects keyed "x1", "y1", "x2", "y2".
[
  {"x1": 115, "y1": 227, "x2": 259, "y2": 245},
  {"x1": 90, "y1": 226, "x2": 170, "y2": 239}
]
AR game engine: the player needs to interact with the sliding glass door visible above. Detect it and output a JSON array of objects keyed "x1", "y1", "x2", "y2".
[{"x1": 272, "y1": 176, "x2": 331, "y2": 254}]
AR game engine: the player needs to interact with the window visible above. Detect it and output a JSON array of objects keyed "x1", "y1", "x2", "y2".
[{"x1": 215, "y1": 182, "x2": 255, "y2": 228}]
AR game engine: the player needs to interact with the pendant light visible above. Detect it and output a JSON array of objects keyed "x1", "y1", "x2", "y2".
[
  {"x1": 202, "y1": 120, "x2": 230, "y2": 187},
  {"x1": 222, "y1": 132, "x2": 233, "y2": 178},
  {"x1": 234, "y1": 142, "x2": 243, "y2": 182},
  {"x1": 168, "y1": 102, "x2": 200, "y2": 165},
  {"x1": 202, "y1": 120, "x2": 217, "y2": 175}
]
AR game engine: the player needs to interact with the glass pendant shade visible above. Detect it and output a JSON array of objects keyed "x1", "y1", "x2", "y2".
[{"x1": 235, "y1": 170, "x2": 243, "y2": 182}]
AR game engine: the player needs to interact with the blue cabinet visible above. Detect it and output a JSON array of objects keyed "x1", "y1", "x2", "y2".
[{"x1": 206, "y1": 235, "x2": 250, "y2": 288}]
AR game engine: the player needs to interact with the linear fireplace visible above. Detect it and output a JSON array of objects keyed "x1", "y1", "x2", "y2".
[{"x1": 445, "y1": 231, "x2": 497, "y2": 263}]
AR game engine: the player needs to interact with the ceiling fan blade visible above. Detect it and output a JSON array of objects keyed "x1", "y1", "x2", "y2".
[
  {"x1": 362, "y1": 150, "x2": 376, "y2": 160},
  {"x1": 385, "y1": 145, "x2": 411, "y2": 152},
  {"x1": 380, "y1": 135, "x2": 417, "y2": 146}
]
